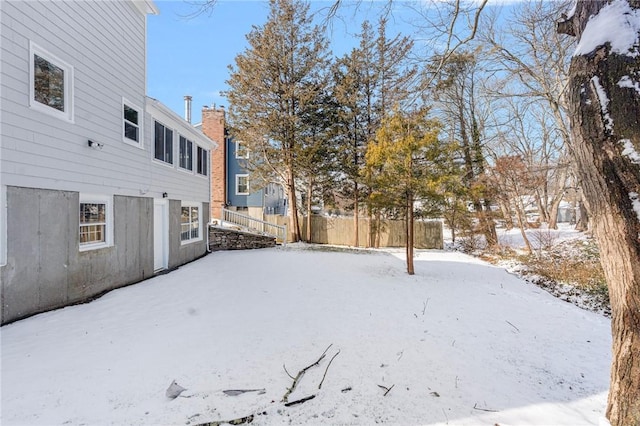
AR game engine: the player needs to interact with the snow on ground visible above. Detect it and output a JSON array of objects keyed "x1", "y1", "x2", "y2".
[
  {"x1": 495, "y1": 223, "x2": 586, "y2": 251},
  {"x1": 1, "y1": 245, "x2": 611, "y2": 425}
]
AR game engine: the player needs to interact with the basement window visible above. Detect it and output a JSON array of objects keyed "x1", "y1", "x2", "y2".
[
  {"x1": 79, "y1": 194, "x2": 113, "y2": 251},
  {"x1": 181, "y1": 202, "x2": 202, "y2": 243}
]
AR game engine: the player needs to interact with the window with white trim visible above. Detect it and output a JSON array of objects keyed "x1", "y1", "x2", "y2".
[
  {"x1": 29, "y1": 41, "x2": 74, "y2": 122},
  {"x1": 154, "y1": 121, "x2": 173, "y2": 164},
  {"x1": 236, "y1": 174, "x2": 249, "y2": 195},
  {"x1": 179, "y1": 135, "x2": 193, "y2": 171},
  {"x1": 79, "y1": 194, "x2": 112, "y2": 251},
  {"x1": 197, "y1": 146, "x2": 208, "y2": 176},
  {"x1": 235, "y1": 140, "x2": 249, "y2": 159},
  {"x1": 123, "y1": 99, "x2": 142, "y2": 145},
  {"x1": 180, "y1": 202, "x2": 202, "y2": 243}
]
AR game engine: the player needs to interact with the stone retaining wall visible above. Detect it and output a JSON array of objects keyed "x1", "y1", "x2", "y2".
[{"x1": 209, "y1": 226, "x2": 276, "y2": 251}]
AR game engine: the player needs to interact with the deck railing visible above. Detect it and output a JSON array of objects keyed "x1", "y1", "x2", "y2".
[{"x1": 220, "y1": 208, "x2": 287, "y2": 245}]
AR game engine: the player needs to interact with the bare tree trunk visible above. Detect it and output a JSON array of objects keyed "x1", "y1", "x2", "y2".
[
  {"x1": 287, "y1": 168, "x2": 300, "y2": 243},
  {"x1": 406, "y1": 193, "x2": 415, "y2": 275},
  {"x1": 353, "y1": 182, "x2": 359, "y2": 247},
  {"x1": 547, "y1": 194, "x2": 563, "y2": 230},
  {"x1": 534, "y1": 190, "x2": 550, "y2": 224},
  {"x1": 559, "y1": 2, "x2": 640, "y2": 423},
  {"x1": 497, "y1": 199, "x2": 514, "y2": 230},
  {"x1": 575, "y1": 196, "x2": 590, "y2": 232},
  {"x1": 306, "y1": 177, "x2": 313, "y2": 242},
  {"x1": 514, "y1": 201, "x2": 533, "y2": 254}
]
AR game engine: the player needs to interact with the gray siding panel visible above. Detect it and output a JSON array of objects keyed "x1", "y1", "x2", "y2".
[{"x1": 0, "y1": 0, "x2": 150, "y2": 196}]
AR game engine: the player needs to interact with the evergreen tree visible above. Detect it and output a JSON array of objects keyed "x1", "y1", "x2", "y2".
[
  {"x1": 224, "y1": 0, "x2": 330, "y2": 242},
  {"x1": 332, "y1": 19, "x2": 416, "y2": 246},
  {"x1": 365, "y1": 107, "x2": 456, "y2": 274}
]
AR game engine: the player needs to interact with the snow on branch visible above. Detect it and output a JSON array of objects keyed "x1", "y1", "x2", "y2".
[
  {"x1": 574, "y1": 0, "x2": 640, "y2": 57},
  {"x1": 618, "y1": 75, "x2": 640, "y2": 96}
]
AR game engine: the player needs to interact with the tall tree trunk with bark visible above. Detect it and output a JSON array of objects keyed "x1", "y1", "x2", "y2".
[
  {"x1": 558, "y1": 1, "x2": 640, "y2": 424},
  {"x1": 406, "y1": 192, "x2": 415, "y2": 275},
  {"x1": 287, "y1": 167, "x2": 301, "y2": 243},
  {"x1": 306, "y1": 177, "x2": 313, "y2": 242}
]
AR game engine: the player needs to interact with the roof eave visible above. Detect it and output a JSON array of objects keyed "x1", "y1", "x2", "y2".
[{"x1": 132, "y1": 0, "x2": 160, "y2": 16}]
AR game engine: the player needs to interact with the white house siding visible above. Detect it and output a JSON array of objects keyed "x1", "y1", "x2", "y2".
[
  {"x1": 145, "y1": 98, "x2": 213, "y2": 203},
  {"x1": 0, "y1": 1, "x2": 214, "y2": 324},
  {"x1": 0, "y1": 0, "x2": 148, "y2": 196}
]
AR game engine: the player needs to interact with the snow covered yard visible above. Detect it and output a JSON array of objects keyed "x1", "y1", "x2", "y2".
[{"x1": 1, "y1": 245, "x2": 611, "y2": 425}]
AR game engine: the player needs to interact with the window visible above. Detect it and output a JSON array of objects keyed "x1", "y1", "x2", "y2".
[
  {"x1": 181, "y1": 203, "x2": 201, "y2": 243},
  {"x1": 123, "y1": 99, "x2": 142, "y2": 145},
  {"x1": 179, "y1": 135, "x2": 193, "y2": 171},
  {"x1": 154, "y1": 121, "x2": 173, "y2": 164},
  {"x1": 79, "y1": 195, "x2": 112, "y2": 251},
  {"x1": 197, "y1": 146, "x2": 208, "y2": 176},
  {"x1": 236, "y1": 174, "x2": 249, "y2": 195},
  {"x1": 29, "y1": 42, "x2": 73, "y2": 122},
  {"x1": 235, "y1": 140, "x2": 249, "y2": 159}
]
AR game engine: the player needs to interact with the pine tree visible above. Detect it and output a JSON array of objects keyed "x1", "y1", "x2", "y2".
[
  {"x1": 224, "y1": 0, "x2": 330, "y2": 242},
  {"x1": 332, "y1": 19, "x2": 416, "y2": 246},
  {"x1": 365, "y1": 108, "x2": 456, "y2": 274}
]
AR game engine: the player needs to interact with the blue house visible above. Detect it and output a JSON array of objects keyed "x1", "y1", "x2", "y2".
[{"x1": 200, "y1": 106, "x2": 287, "y2": 221}]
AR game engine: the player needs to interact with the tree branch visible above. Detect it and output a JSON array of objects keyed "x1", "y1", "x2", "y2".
[
  {"x1": 282, "y1": 344, "x2": 332, "y2": 403},
  {"x1": 318, "y1": 350, "x2": 340, "y2": 389}
]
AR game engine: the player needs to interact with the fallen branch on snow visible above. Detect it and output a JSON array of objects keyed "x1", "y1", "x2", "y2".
[
  {"x1": 473, "y1": 402, "x2": 498, "y2": 412},
  {"x1": 282, "y1": 344, "x2": 332, "y2": 403},
  {"x1": 378, "y1": 384, "x2": 395, "y2": 396},
  {"x1": 318, "y1": 350, "x2": 340, "y2": 389},
  {"x1": 222, "y1": 389, "x2": 265, "y2": 396},
  {"x1": 505, "y1": 320, "x2": 520, "y2": 333},
  {"x1": 195, "y1": 414, "x2": 254, "y2": 426},
  {"x1": 284, "y1": 395, "x2": 316, "y2": 407}
]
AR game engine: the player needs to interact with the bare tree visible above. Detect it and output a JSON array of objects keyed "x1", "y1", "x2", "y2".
[
  {"x1": 558, "y1": 1, "x2": 640, "y2": 424},
  {"x1": 482, "y1": 0, "x2": 574, "y2": 229},
  {"x1": 431, "y1": 50, "x2": 499, "y2": 247}
]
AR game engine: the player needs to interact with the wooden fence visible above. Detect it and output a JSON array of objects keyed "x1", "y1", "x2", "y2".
[{"x1": 264, "y1": 215, "x2": 443, "y2": 249}]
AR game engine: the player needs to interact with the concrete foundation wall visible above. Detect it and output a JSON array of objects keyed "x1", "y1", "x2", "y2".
[{"x1": 1, "y1": 187, "x2": 154, "y2": 324}]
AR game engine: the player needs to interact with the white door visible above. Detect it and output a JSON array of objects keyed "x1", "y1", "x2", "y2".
[{"x1": 154, "y1": 200, "x2": 168, "y2": 271}]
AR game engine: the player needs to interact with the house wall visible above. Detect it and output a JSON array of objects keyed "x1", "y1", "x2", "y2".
[
  {"x1": 145, "y1": 99, "x2": 212, "y2": 203},
  {"x1": 0, "y1": 187, "x2": 154, "y2": 324},
  {"x1": 0, "y1": 1, "x2": 214, "y2": 324},
  {"x1": 168, "y1": 199, "x2": 210, "y2": 269},
  {"x1": 0, "y1": 0, "x2": 149, "y2": 196},
  {"x1": 226, "y1": 138, "x2": 264, "y2": 208}
]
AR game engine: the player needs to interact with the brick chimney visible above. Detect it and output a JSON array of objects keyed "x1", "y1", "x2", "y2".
[{"x1": 201, "y1": 106, "x2": 226, "y2": 221}]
